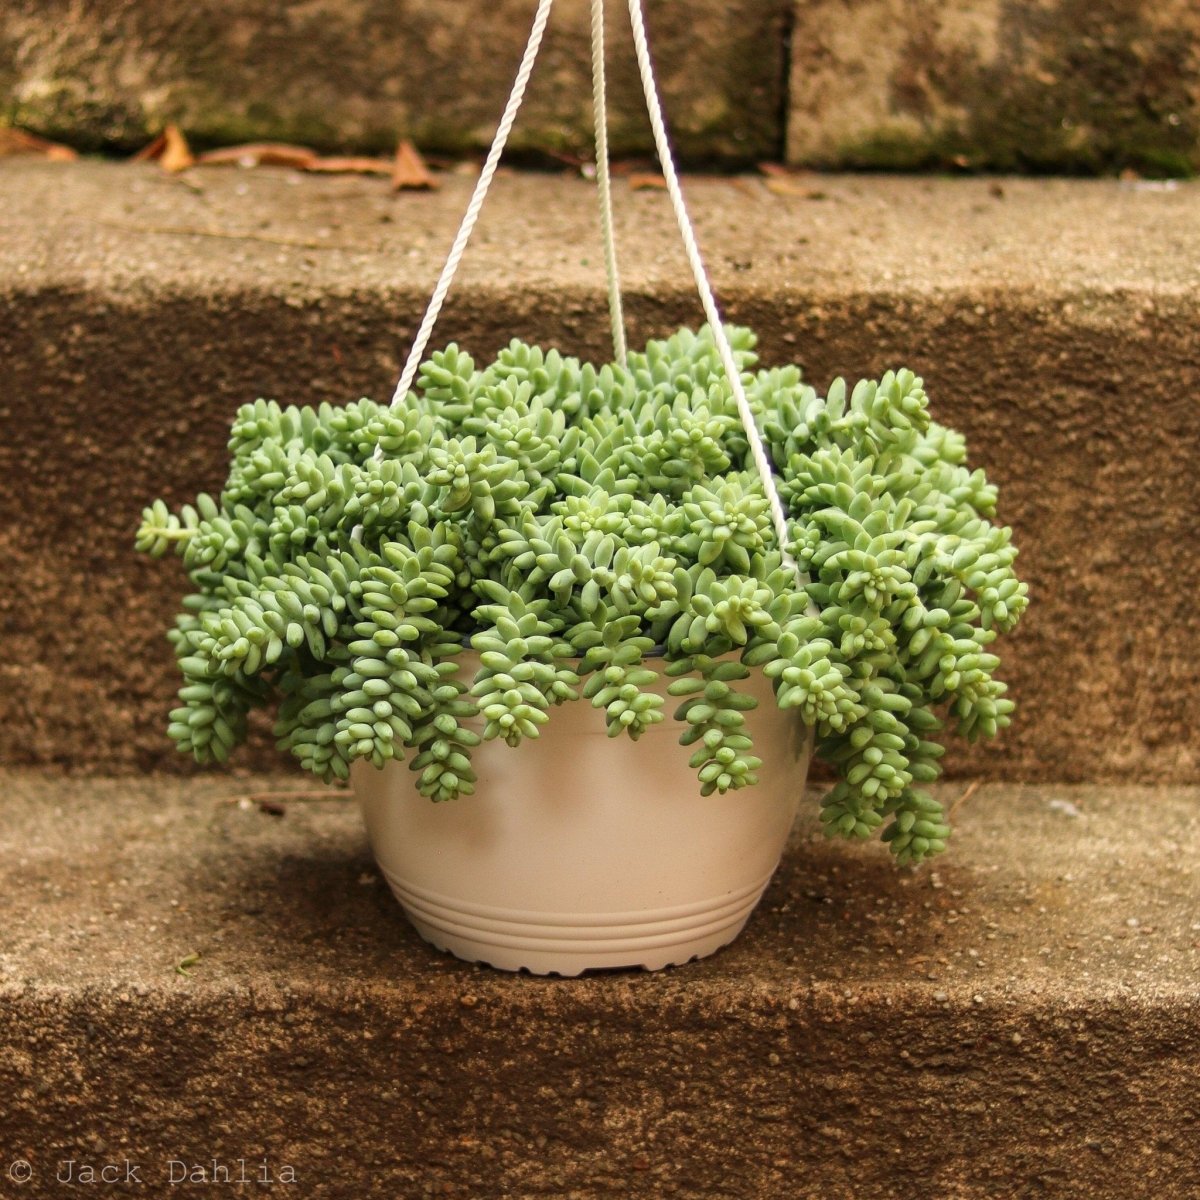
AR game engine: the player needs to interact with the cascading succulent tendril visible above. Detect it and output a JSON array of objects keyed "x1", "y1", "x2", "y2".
[{"x1": 137, "y1": 325, "x2": 1027, "y2": 865}]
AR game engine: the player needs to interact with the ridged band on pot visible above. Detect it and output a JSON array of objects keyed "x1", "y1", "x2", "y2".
[{"x1": 352, "y1": 651, "x2": 813, "y2": 975}]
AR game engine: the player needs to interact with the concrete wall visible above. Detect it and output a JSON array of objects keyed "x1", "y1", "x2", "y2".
[
  {"x1": 3, "y1": 0, "x2": 1199, "y2": 170},
  {"x1": 0, "y1": 0, "x2": 791, "y2": 162},
  {"x1": 788, "y1": 0, "x2": 1200, "y2": 173}
]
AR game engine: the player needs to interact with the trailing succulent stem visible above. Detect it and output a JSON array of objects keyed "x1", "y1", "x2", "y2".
[
  {"x1": 666, "y1": 656, "x2": 762, "y2": 796},
  {"x1": 138, "y1": 325, "x2": 1027, "y2": 866}
]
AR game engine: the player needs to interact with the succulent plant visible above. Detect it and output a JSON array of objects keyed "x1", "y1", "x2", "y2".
[{"x1": 137, "y1": 326, "x2": 1027, "y2": 865}]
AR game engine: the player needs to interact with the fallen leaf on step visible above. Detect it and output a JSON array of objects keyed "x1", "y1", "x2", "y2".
[
  {"x1": 610, "y1": 158, "x2": 657, "y2": 177},
  {"x1": 628, "y1": 172, "x2": 667, "y2": 191},
  {"x1": 544, "y1": 147, "x2": 586, "y2": 171},
  {"x1": 0, "y1": 126, "x2": 78, "y2": 160},
  {"x1": 131, "y1": 131, "x2": 167, "y2": 161},
  {"x1": 306, "y1": 155, "x2": 392, "y2": 175},
  {"x1": 133, "y1": 124, "x2": 195, "y2": 173},
  {"x1": 392, "y1": 139, "x2": 438, "y2": 191},
  {"x1": 198, "y1": 142, "x2": 317, "y2": 169},
  {"x1": 758, "y1": 162, "x2": 831, "y2": 197},
  {"x1": 764, "y1": 175, "x2": 827, "y2": 200},
  {"x1": 160, "y1": 126, "x2": 195, "y2": 172}
]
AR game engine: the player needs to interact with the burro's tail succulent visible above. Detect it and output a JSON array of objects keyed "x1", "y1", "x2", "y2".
[{"x1": 137, "y1": 325, "x2": 1027, "y2": 866}]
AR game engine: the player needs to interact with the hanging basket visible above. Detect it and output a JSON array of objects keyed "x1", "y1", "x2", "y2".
[
  {"x1": 354, "y1": 653, "x2": 812, "y2": 974},
  {"x1": 134, "y1": 0, "x2": 1025, "y2": 975},
  {"x1": 332, "y1": 0, "x2": 819, "y2": 972},
  {"x1": 132, "y1": 0, "x2": 1027, "y2": 981}
]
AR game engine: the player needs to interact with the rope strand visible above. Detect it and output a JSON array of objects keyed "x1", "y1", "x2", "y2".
[
  {"x1": 625, "y1": 0, "x2": 807, "y2": 591},
  {"x1": 383, "y1": 0, "x2": 556, "y2": 422},
  {"x1": 366, "y1": 0, "x2": 809, "y2": 609},
  {"x1": 591, "y1": 0, "x2": 627, "y2": 365}
]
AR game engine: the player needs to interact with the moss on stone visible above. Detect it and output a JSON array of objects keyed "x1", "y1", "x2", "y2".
[
  {"x1": 875, "y1": 0, "x2": 1200, "y2": 176},
  {"x1": 0, "y1": 0, "x2": 788, "y2": 166}
]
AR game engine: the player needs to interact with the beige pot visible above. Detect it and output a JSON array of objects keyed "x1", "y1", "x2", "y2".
[{"x1": 352, "y1": 652, "x2": 812, "y2": 975}]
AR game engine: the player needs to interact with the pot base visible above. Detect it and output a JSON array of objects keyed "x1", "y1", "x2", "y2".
[
  {"x1": 353, "y1": 651, "x2": 812, "y2": 975},
  {"x1": 379, "y1": 865, "x2": 773, "y2": 975}
]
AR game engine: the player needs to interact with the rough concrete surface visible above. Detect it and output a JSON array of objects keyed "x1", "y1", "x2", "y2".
[
  {"x1": 6, "y1": 1, "x2": 1200, "y2": 174},
  {"x1": 0, "y1": 0, "x2": 789, "y2": 162},
  {"x1": 1, "y1": 162, "x2": 1199, "y2": 782},
  {"x1": 0, "y1": 773, "x2": 1197, "y2": 1197},
  {"x1": 788, "y1": 0, "x2": 1200, "y2": 173}
]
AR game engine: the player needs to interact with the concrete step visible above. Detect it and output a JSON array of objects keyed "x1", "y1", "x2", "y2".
[
  {"x1": 788, "y1": 0, "x2": 1200, "y2": 174},
  {"x1": 3, "y1": 2, "x2": 1198, "y2": 172},
  {"x1": 1, "y1": 161, "x2": 1198, "y2": 780},
  {"x1": 0, "y1": 0, "x2": 790, "y2": 163},
  {"x1": 1, "y1": 772, "x2": 1197, "y2": 1197}
]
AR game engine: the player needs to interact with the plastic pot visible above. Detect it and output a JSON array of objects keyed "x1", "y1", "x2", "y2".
[{"x1": 352, "y1": 652, "x2": 812, "y2": 975}]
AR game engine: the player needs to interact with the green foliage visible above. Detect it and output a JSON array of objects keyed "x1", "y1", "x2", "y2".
[
  {"x1": 667, "y1": 656, "x2": 762, "y2": 795},
  {"x1": 138, "y1": 326, "x2": 1028, "y2": 865}
]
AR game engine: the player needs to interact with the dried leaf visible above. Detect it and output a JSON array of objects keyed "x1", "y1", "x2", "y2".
[
  {"x1": 609, "y1": 158, "x2": 657, "y2": 177},
  {"x1": 0, "y1": 127, "x2": 43, "y2": 156},
  {"x1": 756, "y1": 161, "x2": 793, "y2": 179},
  {"x1": 628, "y1": 172, "x2": 667, "y2": 191},
  {"x1": 764, "y1": 176, "x2": 827, "y2": 200},
  {"x1": 134, "y1": 124, "x2": 194, "y2": 172},
  {"x1": 131, "y1": 131, "x2": 168, "y2": 162},
  {"x1": 0, "y1": 126, "x2": 78, "y2": 160},
  {"x1": 160, "y1": 125, "x2": 194, "y2": 172},
  {"x1": 305, "y1": 156, "x2": 392, "y2": 175},
  {"x1": 198, "y1": 142, "x2": 317, "y2": 169},
  {"x1": 544, "y1": 148, "x2": 585, "y2": 169},
  {"x1": 392, "y1": 139, "x2": 437, "y2": 191}
]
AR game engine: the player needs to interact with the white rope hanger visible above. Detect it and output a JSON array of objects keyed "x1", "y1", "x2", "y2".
[
  {"x1": 377, "y1": 0, "x2": 628, "y2": 412},
  {"x1": 380, "y1": 0, "x2": 556, "y2": 426},
  {"x1": 369, "y1": 0, "x2": 808, "y2": 596},
  {"x1": 623, "y1": 0, "x2": 800, "y2": 581},
  {"x1": 355, "y1": 0, "x2": 557, "y2": 539},
  {"x1": 591, "y1": 0, "x2": 628, "y2": 366}
]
